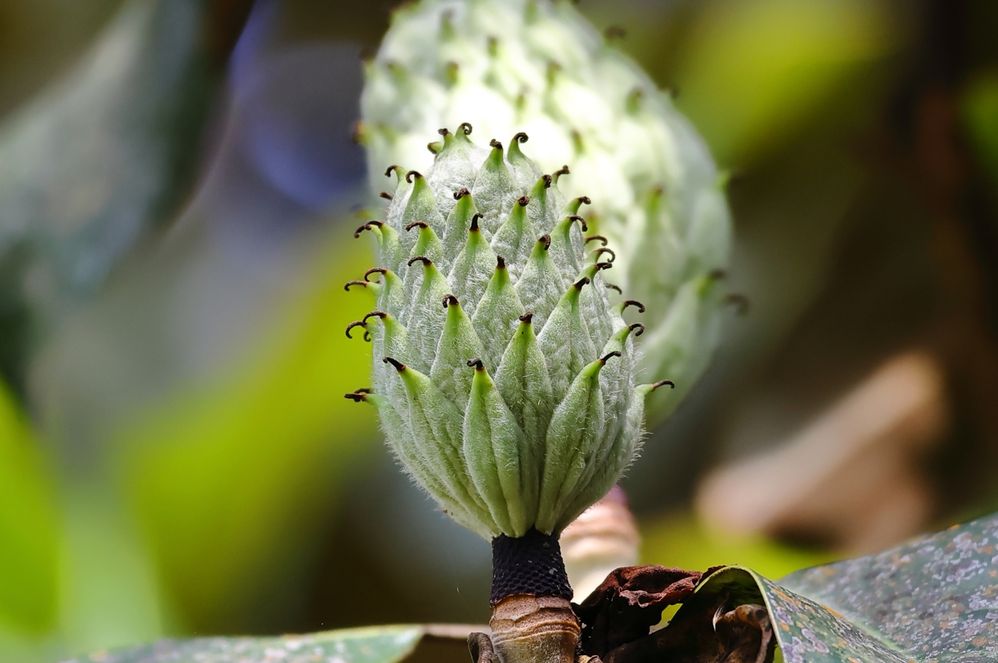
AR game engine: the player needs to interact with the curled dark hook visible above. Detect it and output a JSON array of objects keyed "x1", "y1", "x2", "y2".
[
  {"x1": 467, "y1": 358, "x2": 484, "y2": 370},
  {"x1": 605, "y1": 283, "x2": 623, "y2": 294},
  {"x1": 513, "y1": 131, "x2": 529, "y2": 143},
  {"x1": 517, "y1": 195, "x2": 530, "y2": 207},
  {"x1": 600, "y1": 350, "x2": 622, "y2": 364},
  {"x1": 364, "y1": 267, "x2": 387, "y2": 282},
  {"x1": 574, "y1": 276, "x2": 591, "y2": 290},
  {"x1": 442, "y1": 294, "x2": 459, "y2": 308},
  {"x1": 344, "y1": 391, "x2": 368, "y2": 403},
  {"x1": 538, "y1": 234, "x2": 552, "y2": 250},
  {"x1": 404, "y1": 221, "x2": 428, "y2": 232},
  {"x1": 470, "y1": 213, "x2": 483, "y2": 231},
  {"x1": 567, "y1": 215, "x2": 589, "y2": 232},
  {"x1": 407, "y1": 256, "x2": 432, "y2": 267},
  {"x1": 539, "y1": 174, "x2": 553, "y2": 189},
  {"x1": 385, "y1": 165, "x2": 402, "y2": 178},
  {"x1": 623, "y1": 299, "x2": 646, "y2": 313},
  {"x1": 496, "y1": 256, "x2": 507, "y2": 269},
  {"x1": 585, "y1": 235, "x2": 608, "y2": 246},
  {"x1": 405, "y1": 170, "x2": 422, "y2": 183},
  {"x1": 593, "y1": 247, "x2": 616, "y2": 262},
  {"x1": 519, "y1": 312, "x2": 534, "y2": 324},
  {"x1": 438, "y1": 127, "x2": 450, "y2": 136},
  {"x1": 353, "y1": 220, "x2": 383, "y2": 239},
  {"x1": 383, "y1": 357, "x2": 405, "y2": 371},
  {"x1": 345, "y1": 321, "x2": 367, "y2": 339},
  {"x1": 458, "y1": 122, "x2": 473, "y2": 135},
  {"x1": 454, "y1": 187, "x2": 471, "y2": 200},
  {"x1": 363, "y1": 311, "x2": 388, "y2": 325},
  {"x1": 490, "y1": 138, "x2": 502, "y2": 149},
  {"x1": 553, "y1": 165, "x2": 570, "y2": 178},
  {"x1": 595, "y1": 261, "x2": 613, "y2": 271},
  {"x1": 651, "y1": 379, "x2": 676, "y2": 391},
  {"x1": 344, "y1": 280, "x2": 368, "y2": 292},
  {"x1": 379, "y1": 191, "x2": 393, "y2": 200},
  {"x1": 628, "y1": 323, "x2": 645, "y2": 337},
  {"x1": 576, "y1": 195, "x2": 591, "y2": 206}
]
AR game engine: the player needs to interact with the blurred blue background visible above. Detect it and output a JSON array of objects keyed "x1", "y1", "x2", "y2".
[{"x1": 1, "y1": 0, "x2": 997, "y2": 660}]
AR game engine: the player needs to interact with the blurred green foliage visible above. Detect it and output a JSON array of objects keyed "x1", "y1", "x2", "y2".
[
  {"x1": 121, "y1": 241, "x2": 376, "y2": 627},
  {"x1": 673, "y1": 0, "x2": 898, "y2": 163},
  {"x1": 962, "y1": 72, "x2": 998, "y2": 187},
  {"x1": 640, "y1": 513, "x2": 832, "y2": 581},
  {"x1": 0, "y1": 383, "x2": 59, "y2": 633}
]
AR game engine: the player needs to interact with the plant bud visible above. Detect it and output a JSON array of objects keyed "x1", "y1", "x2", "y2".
[
  {"x1": 360, "y1": 0, "x2": 732, "y2": 419},
  {"x1": 346, "y1": 127, "x2": 669, "y2": 538}
]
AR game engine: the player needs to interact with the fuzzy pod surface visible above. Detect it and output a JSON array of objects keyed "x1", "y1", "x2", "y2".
[
  {"x1": 346, "y1": 127, "x2": 667, "y2": 539},
  {"x1": 360, "y1": 0, "x2": 733, "y2": 419}
]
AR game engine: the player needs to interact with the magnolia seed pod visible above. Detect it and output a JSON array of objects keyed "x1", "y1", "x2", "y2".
[
  {"x1": 360, "y1": 0, "x2": 733, "y2": 420},
  {"x1": 347, "y1": 127, "x2": 670, "y2": 539}
]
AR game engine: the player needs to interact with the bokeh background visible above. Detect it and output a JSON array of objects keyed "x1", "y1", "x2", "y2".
[{"x1": 1, "y1": 0, "x2": 996, "y2": 660}]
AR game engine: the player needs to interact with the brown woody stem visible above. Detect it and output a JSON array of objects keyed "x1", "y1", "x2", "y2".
[{"x1": 489, "y1": 530, "x2": 579, "y2": 663}]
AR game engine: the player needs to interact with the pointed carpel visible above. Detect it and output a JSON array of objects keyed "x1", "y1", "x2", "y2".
[
  {"x1": 369, "y1": 268, "x2": 403, "y2": 312},
  {"x1": 468, "y1": 138, "x2": 515, "y2": 237},
  {"x1": 547, "y1": 215, "x2": 588, "y2": 283},
  {"x1": 506, "y1": 131, "x2": 541, "y2": 192},
  {"x1": 472, "y1": 254, "x2": 525, "y2": 371},
  {"x1": 441, "y1": 187, "x2": 479, "y2": 258},
  {"x1": 490, "y1": 196, "x2": 533, "y2": 275},
  {"x1": 464, "y1": 358, "x2": 528, "y2": 535},
  {"x1": 400, "y1": 169, "x2": 444, "y2": 248},
  {"x1": 384, "y1": 357, "x2": 495, "y2": 530},
  {"x1": 447, "y1": 214, "x2": 497, "y2": 316},
  {"x1": 401, "y1": 257, "x2": 451, "y2": 366},
  {"x1": 536, "y1": 276, "x2": 597, "y2": 404},
  {"x1": 535, "y1": 355, "x2": 608, "y2": 534},
  {"x1": 514, "y1": 234, "x2": 564, "y2": 329},
  {"x1": 429, "y1": 294, "x2": 485, "y2": 406},
  {"x1": 525, "y1": 174, "x2": 560, "y2": 237},
  {"x1": 405, "y1": 221, "x2": 444, "y2": 264}
]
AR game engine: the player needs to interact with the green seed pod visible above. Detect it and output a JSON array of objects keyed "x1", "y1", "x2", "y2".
[
  {"x1": 360, "y1": 0, "x2": 732, "y2": 419},
  {"x1": 346, "y1": 128, "x2": 668, "y2": 539}
]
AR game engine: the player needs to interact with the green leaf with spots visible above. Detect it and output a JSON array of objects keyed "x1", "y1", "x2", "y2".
[
  {"x1": 687, "y1": 512, "x2": 998, "y2": 662},
  {"x1": 66, "y1": 625, "x2": 431, "y2": 663}
]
